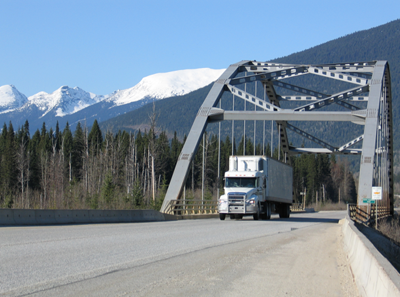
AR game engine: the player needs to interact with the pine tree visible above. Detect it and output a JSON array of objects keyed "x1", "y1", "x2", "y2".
[
  {"x1": 88, "y1": 119, "x2": 103, "y2": 155},
  {"x1": 102, "y1": 171, "x2": 115, "y2": 206},
  {"x1": 72, "y1": 122, "x2": 85, "y2": 180},
  {"x1": 62, "y1": 123, "x2": 73, "y2": 181}
]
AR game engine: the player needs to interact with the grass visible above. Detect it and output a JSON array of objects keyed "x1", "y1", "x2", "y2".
[
  {"x1": 378, "y1": 214, "x2": 400, "y2": 247},
  {"x1": 307, "y1": 201, "x2": 348, "y2": 211}
]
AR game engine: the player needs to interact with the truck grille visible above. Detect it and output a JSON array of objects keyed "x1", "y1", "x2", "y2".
[{"x1": 228, "y1": 194, "x2": 245, "y2": 213}]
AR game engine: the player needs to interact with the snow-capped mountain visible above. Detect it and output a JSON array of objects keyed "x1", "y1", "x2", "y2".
[
  {"x1": 27, "y1": 86, "x2": 105, "y2": 118},
  {"x1": 0, "y1": 68, "x2": 225, "y2": 132},
  {"x1": 108, "y1": 68, "x2": 225, "y2": 106},
  {"x1": 0, "y1": 85, "x2": 28, "y2": 113}
]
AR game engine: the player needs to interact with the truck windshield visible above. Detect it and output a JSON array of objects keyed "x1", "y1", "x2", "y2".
[{"x1": 225, "y1": 177, "x2": 257, "y2": 188}]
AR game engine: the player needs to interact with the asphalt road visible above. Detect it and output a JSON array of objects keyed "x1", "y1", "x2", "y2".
[{"x1": 0, "y1": 211, "x2": 358, "y2": 296}]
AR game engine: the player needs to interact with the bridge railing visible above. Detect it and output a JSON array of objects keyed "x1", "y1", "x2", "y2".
[
  {"x1": 347, "y1": 203, "x2": 391, "y2": 226},
  {"x1": 290, "y1": 203, "x2": 305, "y2": 212},
  {"x1": 164, "y1": 199, "x2": 218, "y2": 215},
  {"x1": 164, "y1": 200, "x2": 305, "y2": 215}
]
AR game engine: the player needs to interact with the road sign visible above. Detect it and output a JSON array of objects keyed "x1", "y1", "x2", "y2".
[
  {"x1": 362, "y1": 199, "x2": 375, "y2": 204},
  {"x1": 372, "y1": 187, "x2": 382, "y2": 200}
]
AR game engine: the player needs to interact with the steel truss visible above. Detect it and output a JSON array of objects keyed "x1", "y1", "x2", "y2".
[{"x1": 160, "y1": 61, "x2": 393, "y2": 216}]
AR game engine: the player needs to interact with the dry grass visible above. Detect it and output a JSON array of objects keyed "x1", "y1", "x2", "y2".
[
  {"x1": 378, "y1": 214, "x2": 400, "y2": 247},
  {"x1": 307, "y1": 201, "x2": 348, "y2": 211}
]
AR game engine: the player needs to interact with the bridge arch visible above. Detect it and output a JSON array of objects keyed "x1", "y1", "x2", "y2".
[{"x1": 160, "y1": 60, "x2": 393, "y2": 216}]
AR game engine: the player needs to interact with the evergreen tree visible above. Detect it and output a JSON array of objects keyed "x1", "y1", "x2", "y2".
[
  {"x1": 102, "y1": 171, "x2": 115, "y2": 206},
  {"x1": 72, "y1": 122, "x2": 85, "y2": 180},
  {"x1": 88, "y1": 119, "x2": 103, "y2": 155},
  {"x1": 62, "y1": 123, "x2": 73, "y2": 180}
]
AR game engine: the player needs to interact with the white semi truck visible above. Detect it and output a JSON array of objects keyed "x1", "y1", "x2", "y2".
[{"x1": 218, "y1": 155, "x2": 293, "y2": 220}]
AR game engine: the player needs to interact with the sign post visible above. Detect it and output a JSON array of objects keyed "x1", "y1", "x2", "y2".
[{"x1": 372, "y1": 187, "x2": 382, "y2": 228}]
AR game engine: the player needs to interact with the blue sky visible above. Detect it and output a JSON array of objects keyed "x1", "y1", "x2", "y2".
[{"x1": 1, "y1": 0, "x2": 399, "y2": 97}]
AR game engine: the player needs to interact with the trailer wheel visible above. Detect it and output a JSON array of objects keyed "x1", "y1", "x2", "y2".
[
  {"x1": 278, "y1": 204, "x2": 291, "y2": 219},
  {"x1": 219, "y1": 214, "x2": 226, "y2": 220},
  {"x1": 285, "y1": 204, "x2": 291, "y2": 218}
]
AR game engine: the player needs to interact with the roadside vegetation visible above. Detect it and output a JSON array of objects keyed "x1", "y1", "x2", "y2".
[
  {"x1": 378, "y1": 215, "x2": 400, "y2": 247},
  {"x1": 376, "y1": 196, "x2": 400, "y2": 247},
  {"x1": 307, "y1": 201, "x2": 348, "y2": 211},
  {"x1": 0, "y1": 117, "x2": 357, "y2": 210}
]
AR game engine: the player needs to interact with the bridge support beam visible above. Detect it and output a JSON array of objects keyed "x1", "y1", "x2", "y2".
[{"x1": 160, "y1": 61, "x2": 393, "y2": 217}]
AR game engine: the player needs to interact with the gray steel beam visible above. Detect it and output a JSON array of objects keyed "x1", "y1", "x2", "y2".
[
  {"x1": 208, "y1": 109, "x2": 366, "y2": 124},
  {"x1": 358, "y1": 61, "x2": 387, "y2": 205},
  {"x1": 289, "y1": 148, "x2": 362, "y2": 155},
  {"x1": 294, "y1": 85, "x2": 368, "y2": 112},
  {"x1": 160, "y1": 61, "x2": 251, "y2": 213},
  {"x1": 161, "y1": 60, "x2": 393, "y2": 217}
]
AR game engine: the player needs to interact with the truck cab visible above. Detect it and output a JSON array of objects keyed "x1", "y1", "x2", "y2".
[{"x1": 218, "y1": 156, "x2": 292, "y2": 220}]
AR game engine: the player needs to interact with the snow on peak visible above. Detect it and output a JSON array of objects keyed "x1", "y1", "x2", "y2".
[
  {"x1": 0, "y1": 85, "x2": 28, "y2": 112},
  {"x1": 109, "y1": 68, "x2": 225, "y2": 106},
  {"x1": 28, "y1": 86, "x2": 103, "y2": 117}
]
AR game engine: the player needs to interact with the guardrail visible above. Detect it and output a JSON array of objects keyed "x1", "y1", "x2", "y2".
[
  {"x1": 290, "y1": 203, "x2": 305, "y2": 212},
  {"x1": 164, "y1": 200, "x2": 305, "y2": 215},
  {"x1": 347, "y1": 203, "x2": 391, "y2": 226},
  {"x1": 164, "y1": 200, "x2": 218, "y2": 215}
]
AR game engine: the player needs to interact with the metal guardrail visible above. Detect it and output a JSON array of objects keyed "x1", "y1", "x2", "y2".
[
  {"x1": 164, "y1": 200, "x2": 218, "y2": 215},
  {"x1": 290, "y1": 203, "x2": 305, "y2": 212},
  {"x1": 347, "y1": 203, "x2": 391, "y2": 226},
  {"x1": 164, "y1": 200, "x2": 305, "y2": 215}
]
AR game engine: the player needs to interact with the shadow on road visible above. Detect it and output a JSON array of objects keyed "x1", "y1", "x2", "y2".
[
  {"x1": 237, "y1": 216, "x2": 340, "y2": 223},
  {"x1": 276, "y1": 217, "x2": 340, "y2": 223}
]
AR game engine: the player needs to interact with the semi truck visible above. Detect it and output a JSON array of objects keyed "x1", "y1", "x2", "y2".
[{"x1": 218, "y1": 155, "x2": 293, "y2": 220}]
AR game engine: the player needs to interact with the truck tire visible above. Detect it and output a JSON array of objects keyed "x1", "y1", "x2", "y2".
[
  {"x1": 278, "y1": 204, "x2": 291, "y2": 219},
  {"x1": 230, "y1": 215, "x2": 235, "y2": 220},
  {"x1": 265, "y1": 202, "x2": 271, "y2": 220},
  {"x1": 253, "y1": 204, "x2": 260, "y2": 220},
  {"x1": 260, "y1": 202, "x2": 270, "y2": 220},
  {"x1": 285, "y1": 204, "x2": 291, "y2": 218},
  {"x1": 219, "y1": 214, "x2": 226, "y2": 220}
]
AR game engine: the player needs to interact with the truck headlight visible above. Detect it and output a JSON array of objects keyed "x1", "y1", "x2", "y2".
[{"x1": 245, "y1": 199, "x2": 255, "y2": 205}]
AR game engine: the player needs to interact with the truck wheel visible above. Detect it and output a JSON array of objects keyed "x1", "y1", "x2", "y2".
[
  {"x1": 219, "y1": 214, "x2": 226, "y2": 220},
  {"x1": 230, "y1": 215, "x2": 235, "y2": 220},
  {"x1": 285, "y1": 204, "x2": 291, "y2": 218},
  {"x1": 278, "y1": 204, "x2": 290, "y2": 219},
  {"x1": 253, "y1": 204, "x2": 260, "y2": 220},
  {"x1": 265, "y1": 202, "x2": 271, "y2": 220}
]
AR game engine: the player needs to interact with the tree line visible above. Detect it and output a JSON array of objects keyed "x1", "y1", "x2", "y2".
[{"x1": 0, "y1": 118, "x2": 356, "y2": 210}]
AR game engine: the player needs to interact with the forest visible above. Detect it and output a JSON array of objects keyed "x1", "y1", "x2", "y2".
[{"x1": 0, "y1": 117, "x2": 357, "y2": 210}]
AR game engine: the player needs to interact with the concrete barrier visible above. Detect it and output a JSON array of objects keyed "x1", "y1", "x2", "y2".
[
  {"x1": 0, "y1": 209, "x2": 15, "y2": 225},
  {"x1": 342, "y1": 215, "x2": 400, "y2": 296},
  {"x1": 72, "y1": 210, "x2": 90, "y2": 224},
  {"x1": 131, "y1": 210, "x2": 145, "y2": 222},
  {"x1": 88, "y1": 210, "x2": 106, "y2": 223},
  {"x1": 0, "y1": 208, "x2": 203, "y2": 226},
  {"x1": 54, "y1": 210, "x2": 75, "y2": 224},
  {"x1": 35, "y1": 210, "x2": 56, "y2": 225},
  {"x1": 102, "y1": 210, "x2": 122, "y2": 223},
  {"x1": 13, "y1": 209, "x2": 36, "y2": 225}
]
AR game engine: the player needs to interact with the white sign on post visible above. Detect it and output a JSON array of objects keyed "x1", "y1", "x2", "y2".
[{"x1": 372, "y1": 187, "x2": 382, "y2": 200}]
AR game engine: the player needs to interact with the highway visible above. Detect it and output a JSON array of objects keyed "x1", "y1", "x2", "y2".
[{"x1": 0, "y1": 211, "x2": 358, "y2": 296}]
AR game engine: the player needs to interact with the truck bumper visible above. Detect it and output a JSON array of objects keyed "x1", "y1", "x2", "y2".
[{"x1": 218, "y1": 204, "x2": 257, "y2": 214}]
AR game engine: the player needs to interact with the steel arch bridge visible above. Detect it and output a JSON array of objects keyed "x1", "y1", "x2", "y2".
[{"x1": 160, "y1": 60, "x2": 393, "y2": 216}]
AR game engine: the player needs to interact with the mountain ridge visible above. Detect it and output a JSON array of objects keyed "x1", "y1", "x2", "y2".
[
  {"x1": 0, "y1": 68, "x2": 224, "y2": 132},
  {"x1": 100, "y1": 19, "x2": 400, "y2": 146}
]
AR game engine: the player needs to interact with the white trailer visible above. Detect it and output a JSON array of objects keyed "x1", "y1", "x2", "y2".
[{"x1": 218, "y1": 155, "x2": 293, "y2": 220}]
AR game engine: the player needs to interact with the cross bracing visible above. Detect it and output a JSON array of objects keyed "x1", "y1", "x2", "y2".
[{"x1": 160, "y1": 60, "x2": 393, "y2": 216}]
